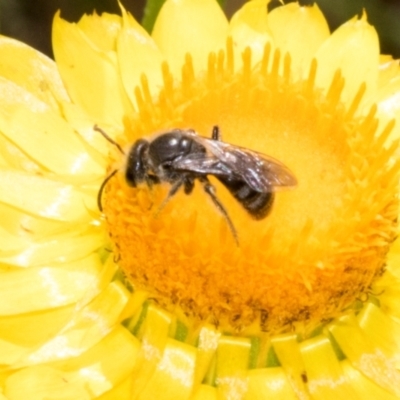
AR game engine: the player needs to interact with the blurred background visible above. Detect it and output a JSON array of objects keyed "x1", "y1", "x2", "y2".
[{"x1": 1, "y1": 0, "x2": 399, "y2": 59}]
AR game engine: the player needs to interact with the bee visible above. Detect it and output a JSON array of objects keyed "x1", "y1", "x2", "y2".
[{"x1": 95, "y1": 125, "x2": 297, "y2": 244}]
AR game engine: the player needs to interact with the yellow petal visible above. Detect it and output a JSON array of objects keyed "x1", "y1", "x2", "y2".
[
  {"x1": 119, "y1": 289, "x2": 149, "y2": 322},
  {"x1": 314, "y1": 13, "x2": 379, "y2": 105},
  {"x1": 0, "y1": 225, "x2": 32, "y2": 253},
  {"x1": 375, "y1": 75, "x2": 400, "y2": 144},
  {"x1": 195, "y1": 325, "x2": 221, "y2": 385},
  {"x1": 0, "y1": 254, "x2": 103, "y2": 315},
  {"x1": 267, "y1": 3, "x2": 330, "y2": 78},
  {"x1": 378, "y1": 56, "x2": 400, "y2": 88},
  {"x1": 374, "y1": 272, "x2": 400, "y2": 322},
  {"x1": 329, "y1": 314, "x2": 400, "y2": 397},
  {"x1": 0, "y1": 305, "x2": 74, "y2": 349},
  {"x1": 96, "y1": 376, "x2": 133, "y2": 400},
  {"x1": 137, "y1": 338, "x2": 197, "y2": 400},
  {"x1": 228, "y1": 0, "x2": 274, "y2": 66},
  {"x1": 0, "y1": 134, "x2": 42, "y2": 173},
  {"x1": 0, "y1": 338, "x2": 30, "y2": 366},
  {"x1": 5, "y1": 327, "x2": 140, "y2": 398},
  {"x1": 342, "y1": 360, "x2": 400, "y2": 399},
  {"x1": 152, "y1": 0, "x2": 228, "y2": 75},
  {"x1": 57, "y1": 327, "x2": 141, "y2": 397},
  {"x1": 0, "y1": 35, "x2": 69, "y2": 108},
  {"x1": 117, "y1": 5, "x2": 164, "y2": 107},
  {"x1": 0, "y1": 306, "x2": 84, "y2": 366},
  {"x1": 357, "y1": 302, "x2": 400, "y2": 363},
  {"x1": 52, "y1": 12, "x2": 133, "y2": 126},
  {"x1": 0, "y1": 201, "x2": 72, "y2": 240},
  {"x1": 299, "y1": 336, "x2": 356, "y2": 398},
  {"x1": 130, "y1": 304, "x2": 172, "y2": 398},
  {"x1": 245, "y1": 368, "x2": 298, "y2": 399},
  {"x1": 60, "y1": 101, "x2": 111, "y2": 160},
  {"x1": 0, "y1": 77, "x2": 103, "y2": 180},
  {"x1": 0, "y1": 170, "x2": 91, "y2": 222},
  {"x1": 0, "y1": 227, "x2": 104, "y2": 267},
  {"x1": 191, "y1": 384, "x2": 218, "y2": 400},
  {"x1": 215, "y1": 336, "x2": 250, "y2": 400},
  {"x1": 17, "y1": 281, "x2": 129, "y2": 367},
  {"x1": 5, "y1": 365, "x2": 91, "y2": 400},
  {"x1": 5, "y1": 327, "x2": 140, "y2": 399},
  {"x1": 77, "y1": 12, "x2": 121, "y2": 52},
  {"x1": 271, "y1": 334, "x2": 309, "y2": 398}
]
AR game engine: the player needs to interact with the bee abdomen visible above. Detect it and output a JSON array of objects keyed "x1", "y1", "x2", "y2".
[{"x1": 217, "y1": 177, "x2": 274, "y2": 220}]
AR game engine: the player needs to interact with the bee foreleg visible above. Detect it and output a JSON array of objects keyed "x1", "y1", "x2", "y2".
[
  {"x1": 155, "y1": 179, "x2": 184, "y2": 216},
  {"x1": 145, "y1": 174, "x2": 161, "y2": 189},
  {"x1": 199, "y1": 177, "x2": 239, "y2": 245}
]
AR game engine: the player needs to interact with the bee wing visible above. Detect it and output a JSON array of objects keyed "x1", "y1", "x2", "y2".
[
  {"x1": 169, "y1": 129, "x2": 239, "y2": 176},
  {"x1": 197, "y1": 137, "x2": 297, "y2": 192},
  {"x1": 172, "y1": 132, "x2": 297, "y2": 192},
  {"x1": 171, "y1": 152, "x2": 230, "y2": 176}
]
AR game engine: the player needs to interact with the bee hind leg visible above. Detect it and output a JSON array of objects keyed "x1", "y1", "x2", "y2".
[
  {"x1": 199, "y1": 177, "x2": 239, "y2": 245},
  {"x1": 211, "y1": 126, "x2": 222, "y2": 141}
]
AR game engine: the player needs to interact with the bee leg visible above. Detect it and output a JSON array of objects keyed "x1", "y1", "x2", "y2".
[
  {"x1": 145, "y1": 174, "x2": 161, "y2": 191},
  {"x1": 199, "y1": 177, "x2": 239, "y2": 245},
  {"x1": 183, "y1": 177, "x2": 195, "y2": 194},
  {"x1": 211, "y1": 125, "x2": 222, "y2": 141},
  {"x1": 141, "y1": 174, "x2": 160, "y2": 210},
  {"x1": 155, "y1": 179, "x2": 184, "y2": 216},
  {"x1": 144, "y1": 174, "x2": 160, "y2": 198}
]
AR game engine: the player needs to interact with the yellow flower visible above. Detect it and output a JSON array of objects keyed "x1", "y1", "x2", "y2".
[{"x1": 1, "y1": 0, "x2": 400, "y2": 399}]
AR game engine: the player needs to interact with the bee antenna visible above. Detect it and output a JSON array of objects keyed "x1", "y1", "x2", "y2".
[
  {"x1": 94, "y1": 125, "x2": 125, "y2": 155},
  {"x1": 97, "y1": 169, "x2": 118, "y2": 212}
]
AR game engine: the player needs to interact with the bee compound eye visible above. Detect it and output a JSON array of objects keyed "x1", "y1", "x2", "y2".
[
  {"x1": 125, "y1": 168, "x2": 136, "y2": 186},
  {"x1": 125, "y1": 139, "x2": 150, "y2": 187}
]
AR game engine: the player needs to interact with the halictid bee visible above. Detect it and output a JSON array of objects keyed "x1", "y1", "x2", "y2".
[{"x1": 95, "y1": 125, "x2": 297, "y2": 244}]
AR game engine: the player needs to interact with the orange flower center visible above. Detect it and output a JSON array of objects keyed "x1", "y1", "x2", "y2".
[{"x1": 102, "y1": 43, "x2": 399, "y2": 334}]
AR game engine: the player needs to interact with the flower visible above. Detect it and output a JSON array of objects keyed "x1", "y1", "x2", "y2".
[{"x1": 1, "y1": 0, "x2": 400, "y2": 398}]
